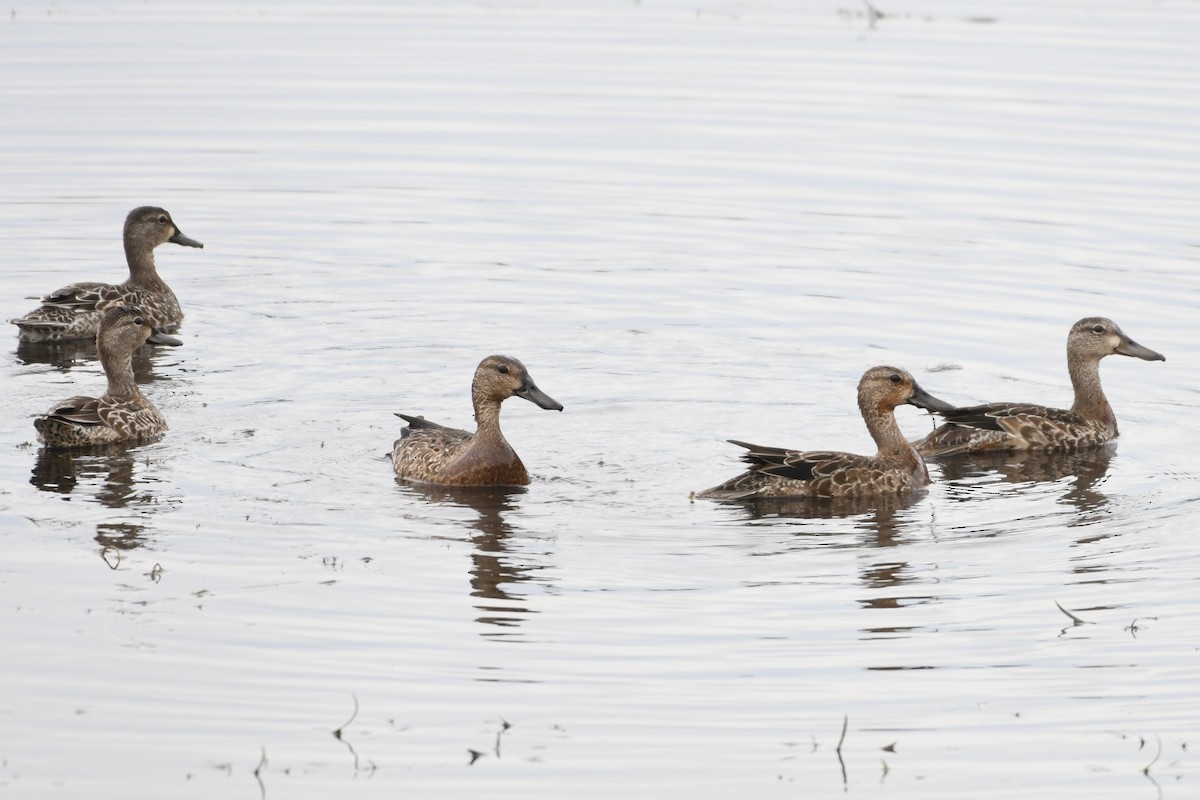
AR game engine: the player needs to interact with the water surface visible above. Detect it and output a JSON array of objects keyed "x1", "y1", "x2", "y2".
[{"x1": 2, "y1": 1, "x2": 1198, "y2": 797}]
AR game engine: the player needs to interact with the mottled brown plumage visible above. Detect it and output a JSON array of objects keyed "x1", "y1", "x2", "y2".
[
  {"x1": 699, "y1": 366, "x2": 954, "y2": 500},
  {"x1": 391, "y1": 355, "x2": 563, "y2": 486},
  {"x1": 914, "y1": 317, "x2": 1165, "y2": 457},
  {"x1": 11, "y1": 206, "x2": 203, "y2": 344},
  {"x1": 34, "y1": 307, "x2": 168, "y2": 447}
]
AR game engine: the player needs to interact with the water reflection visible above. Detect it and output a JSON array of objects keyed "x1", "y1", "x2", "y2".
[
  {"x1": 724, "y1": 491, "x2": 923, "y2": 545},
  {"x1": 726, "y1": 493, "x2": 935, "y2": 626},
  {"x1": 30, "y1": 445, "x2": 161, "y2": 564},
  {"x1": 96, "y1": 522, "x2": 150, "y2": 569},
  {"x1": 934, "y1": 447, "x2": 1114, "y2": 517},
  {"x1": 31, "y1": 444, "x2": 150, "y2": 507},
  {"x1": 398, "y1": 483, "x2": 540, "y2": 637}
]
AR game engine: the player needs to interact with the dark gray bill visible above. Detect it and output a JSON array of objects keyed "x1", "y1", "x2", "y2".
[
  {"x1": 169, "y1": 229, "x2": 204, "y2": 248},
  {"x1": 146, "y1": 330, "x2": 183, "y2": 346},
  {"x1": 516, "y1": 380, "x2": 563, "y2": 411},
  {"x1": 1116, "y1": 334, "x2": 1165, "y2": 362},
  {"x1": 907, "y1": 382, "x2": 956, "y2": 414}
]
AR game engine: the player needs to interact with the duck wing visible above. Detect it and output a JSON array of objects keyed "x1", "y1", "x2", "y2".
[
  {"x1": 918, "y1": 403, "x2": 1095, "y2": 455},
  {"x1": 395, "y1": 413, "x2": 470, "y2": 440},
  {"x1": 40, "y1": 282, "x2": 116, "y2": 310},
  {"x1": 42, "y1": 396, "x2": 104, "y2": 426},
  {"x1": 391, "y1": 413, "x2": 476, "y2": 481}
]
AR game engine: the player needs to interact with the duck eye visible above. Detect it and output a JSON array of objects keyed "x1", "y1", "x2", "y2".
[
  {"x1": 134, "y1": 317, "x2": 145, "y2": 325},
  {"x1": 889, "y1": 374, "x2": 902, "y2": 383},
  {"x1": 497, "y1": 364, "x2": 509, "y2": 374},
  {"x1": 1091, "y1": 324, "x2": 1105, "y2": 333},
  {"x1": 157, "y1": 215, "x2": 168, "y2": 224}
]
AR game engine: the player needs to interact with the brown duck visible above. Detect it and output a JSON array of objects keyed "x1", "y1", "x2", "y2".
[
  {"x1": 699, "y1": 366, "x2": 954, "y2": 499},
  {"x1": 392, "y1": 355, "x2": 563, "y2": 486},
  {"x1": 914, "y1": 317, "x2": 1165, "y2": 457},
  {"x1": 34, "y1": 306, "x2": 168, "y2": 447},
  {"x1": 11, "y1": 206, "x2": 203, "y2": 345}
]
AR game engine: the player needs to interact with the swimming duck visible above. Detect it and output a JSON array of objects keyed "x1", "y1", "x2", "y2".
[
  {"x1": 698, "y1": 366, "x2": 955, "y2": 500},
  {"x1": 34, "y1": 306, "x2": 168, "y2": 447},
  {"x1": 913, "y1": 317, "x2": 1165, "y2": 457},
  {"x1": 392, "y1": 355, "x2": 563, "y2": 486},
  {"x1": 10, "y1": 206, "x2": 203, "y2": 345}
]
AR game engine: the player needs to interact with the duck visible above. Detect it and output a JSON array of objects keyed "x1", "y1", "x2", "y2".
[
  {"x1": 392, "y1": 355, "x2": 563, "y2": 486},
  {"x1": 913, "y1": 317, "x2": 1165, "y2": 457},
  {"x1": 34, "y1": 306, "x2": 168, "y2": 447},
  {"x1": 10, "y1": 206, "x2": 203, "y2": 345},
  {"x1": 698, "y1": 366, "x2": 955, "y2": 500}
]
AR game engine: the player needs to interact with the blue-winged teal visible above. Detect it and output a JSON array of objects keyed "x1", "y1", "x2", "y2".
[
  {"x1": 34, "y1": 307, "x2": 168, "y2": 447},
  {"x1": 11, "y1": 206, "x2": 203, "y2": 345},
  {"x1": 392, "y1": 355, "x2": 563, "y2": 486},
  {"x1": 699, "y1": 366, "x2": 954, "y2": 499},
  {"x1": 914, "y1": 317, "x2": 1165, "y2": 457}
]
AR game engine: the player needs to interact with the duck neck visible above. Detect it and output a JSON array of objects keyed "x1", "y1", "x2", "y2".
[
  {"x1": 1068, "y1": 355, "x2": 1114, "y2": 425},
  {"x1": 101, "y1": 344, "x2": 139, "y2": 398},
  {"x1": 472, "y1": 394, "x2": 505, "y2": 443},
  {"x1": 865, "y1": 404, "x2": 924, "y2": 471},
  {"x1": 124, "y1": 237, "x2": 163, "y2": 288}
]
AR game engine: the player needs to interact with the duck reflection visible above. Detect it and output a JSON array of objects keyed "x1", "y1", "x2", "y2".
[
  {"x1": 31, "y1": 444, "x2": 152, "y2": 507},
  {"x1": 16, "y1": 338, "x2": 168, "y2": 385},
  {"x1": 725, "y1": 491, "x2": 922, "y2": 546},
  {"x1": 933, "y1": 446, "x2": 1113, "y2": 516},
  {"x1": 398, "y1": 483, "x2": 539, "y2": 635},
  {"x1": 31, "y1": 445, "x2": 161, "y2": 563},
  {"x1": 724, "y1": 493, "x2": 936, "y2": 626},
  {"x1": 96, "y1": 521, "x2": 150, "y2": 569}
]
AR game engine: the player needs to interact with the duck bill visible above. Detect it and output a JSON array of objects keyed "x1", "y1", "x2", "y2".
[
  {"x1": 907, "y1": 382, "x2": 957, "y2": 414},
  {"x1": 1116, "y1": 335, "x2": 1165, "y2": 362},
  {"x1": 145, "y1": 329, "x2": 184, "y2": 346},
  {"x1": 169, "y1": 229, "x2": 204, "y2": 249},
  {"x1": 516, "y1": 381, "x2": 564, "y2": 411}
]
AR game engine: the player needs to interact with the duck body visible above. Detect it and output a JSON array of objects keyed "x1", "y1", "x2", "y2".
[
  {"x1": 699, "y1": 366, "x2": 954, "y2": 500},
  {"x1": 707, "y1": 443, "x2": 930, "y2": 499},
  {"x1": 915, "y1": 318, "x2": 1164, "y2": 457},
  {"x1": 34, "y1": 306, "x2": 167, "y2": 447},
  {"x1": 915, "y1": 403, "x2": 1113, "y2": 456},
  {"x1": 392, "y1": 355, "x2": 563, "y2": 487},
  {"x1": 11, "y1": 206, "x2": 203, "y2": 344}
]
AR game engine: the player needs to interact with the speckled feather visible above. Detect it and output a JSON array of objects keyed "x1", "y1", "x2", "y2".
[
  {"x1": 914, "y1": 317, "x2": 1164, "y2": 457},
  {"x1": 391, "y1": 355, "x2": 563, "y2": 487},
  {"x1": 392, "y1": 414, "x2": 529, "y2": 486},
  {"x1": 915, "y1": 404, "x2": 1113, "y2": 456},
  {"x1": 34, "y1": 307, "x2": 168, "y2": 447},
  {"x1": 11, "y1": 206, "x2": 202, "y2": 343},
  {"x1": 699, "y1": 366, "x2": 954, "y2": 500},
  {"x1": 709, "y1": 445, "x2": 927, "y2": 498}
]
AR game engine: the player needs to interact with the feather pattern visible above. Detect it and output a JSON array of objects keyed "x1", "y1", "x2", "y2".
[
  {"x1": 914, "y1": 318, "x2": 1164, "y2": 457},
  {"x1": 10, "y1": 206, "x2": 202, "y2": 343},
  {"x1": 699, "y1": 366, "x2": 954, "y2": 500},
  {"x1": 34, "y1": 307, "x2": 167, "y2": 447},
  {"x1": 391, "y1": 355, "x2": 563, "y2": 486}
]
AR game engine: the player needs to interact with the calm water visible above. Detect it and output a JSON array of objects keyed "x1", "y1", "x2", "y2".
[{"x1": 2, "y1": 1, "x2": 1198, "y2": 797}]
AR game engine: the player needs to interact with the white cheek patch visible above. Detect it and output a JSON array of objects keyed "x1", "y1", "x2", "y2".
[{"x1": 1108, "y1": 334, "x2": 1121, "y2": 350}]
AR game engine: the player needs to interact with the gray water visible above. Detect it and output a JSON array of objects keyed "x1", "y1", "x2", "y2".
[{"x1": 2, "y1": 1, "x2": 1198, "y2": 797}]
